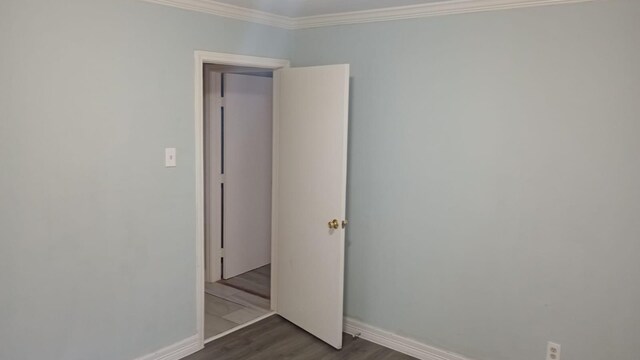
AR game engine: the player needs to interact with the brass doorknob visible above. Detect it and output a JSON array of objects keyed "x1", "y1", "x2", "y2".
[{"x1": 328, "y1": 219, "x2": 340, "y2": 230}]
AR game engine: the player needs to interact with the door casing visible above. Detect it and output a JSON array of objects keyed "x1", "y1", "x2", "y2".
[{"x1": 195, "y1": 51, "x2": 290, "y2": 347}]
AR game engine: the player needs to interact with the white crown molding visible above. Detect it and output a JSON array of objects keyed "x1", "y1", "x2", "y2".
[
  {"x1": 141, "y1": 0, "x2": 595, "y2": 29},
  {"x1": 295, "y1": 0, "x2": 595, "y2": 28},
  {"x1": 140, "y1": 0, "x2": 296, "y2": 29},
  {"x1": 344, "y1": 317, "x2": 474, "y2": 360}
]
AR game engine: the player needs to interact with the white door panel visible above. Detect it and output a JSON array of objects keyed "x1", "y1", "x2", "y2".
[
  {"x1": 223, "y1": 73, "x2": 273, "y2": 279},
  {"x1": 274, "y1": 65, "x2": 349, "y2": 349}
]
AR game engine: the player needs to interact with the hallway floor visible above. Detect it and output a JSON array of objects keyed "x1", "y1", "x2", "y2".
[
  {"x1": 204, "y1": 266, "x2": 272, "y2": 340},
  {"x1": 219, "y1": 264, "x2": 270, "y2": 299}
]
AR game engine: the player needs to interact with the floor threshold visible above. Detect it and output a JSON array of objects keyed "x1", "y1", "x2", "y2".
[{"x1": 204, "y1": 311, "x2": 277, "y2": 344}]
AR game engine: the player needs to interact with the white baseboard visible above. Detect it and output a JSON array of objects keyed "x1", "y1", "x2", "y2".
[
  {"x1": 344, "y1": 318, "x2": 474, "y2": 360},
  {"x1": 134, "y1": 334, "x2": 202, "y2": 360}
]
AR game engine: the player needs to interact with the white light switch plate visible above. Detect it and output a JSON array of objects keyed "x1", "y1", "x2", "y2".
[{"x1": 165, "y1": 148, "x2": 177, "y2": 167}]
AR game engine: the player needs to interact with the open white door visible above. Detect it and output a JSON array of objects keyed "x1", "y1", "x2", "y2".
[{"x1": 273, "y1": 64, "x2": 349, "y2": 349}]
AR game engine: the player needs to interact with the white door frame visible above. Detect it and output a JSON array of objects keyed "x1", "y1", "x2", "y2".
[{"x1": 194, "y1": 51, "x2": 290, "y2": 347}]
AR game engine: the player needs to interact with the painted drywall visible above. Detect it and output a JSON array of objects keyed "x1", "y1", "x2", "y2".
[
  {"x1": 0, "y1": 1, "x2": 290, "y2": 359},
  {"x1": 3, "y1": 1, "x2": 640, "y2": 360},
  {"x1": 292, "y1": 1, "x2": 640, "y2": 360}
]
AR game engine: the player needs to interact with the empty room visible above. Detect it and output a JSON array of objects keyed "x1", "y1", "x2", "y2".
[{"x1": 1, "y1": 1, "x2": 639, "y2": 360}]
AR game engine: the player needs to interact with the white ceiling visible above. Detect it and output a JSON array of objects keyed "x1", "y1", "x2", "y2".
[{"x1": 212, "y1": 0, "x2": 450, "y2": 18}]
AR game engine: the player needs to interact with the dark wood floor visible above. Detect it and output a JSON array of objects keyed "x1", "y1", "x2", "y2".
[{"x1": 186, "y1": 315, "x2": 415, "y2": 360}]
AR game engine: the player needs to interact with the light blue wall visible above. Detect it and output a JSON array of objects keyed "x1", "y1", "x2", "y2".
[
  {"x1": 0, "y1": 1, "x2": 290, "y2": 359},
  {"x1": 3, "y1": 1, "x2": 640, "y2": 360},
  {"x1": 292, "y1": 1, "x2": 640, "y2": 360}
]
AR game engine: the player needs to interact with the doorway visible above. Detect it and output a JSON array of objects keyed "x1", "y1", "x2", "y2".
[
  {"x1": 203, "y1": 64, "x2": 275, "y2": 342},
  {"x1": 194, "y1": 51, "x2": 350, "y2": 352}
]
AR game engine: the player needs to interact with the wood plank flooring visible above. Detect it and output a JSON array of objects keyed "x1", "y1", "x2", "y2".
[
  {"x1": 188, "y1": 315, "x2": 416, "y2": 360},
  {"x1": 219, "y1": 265, "x2": 271, "y2": 299}
]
